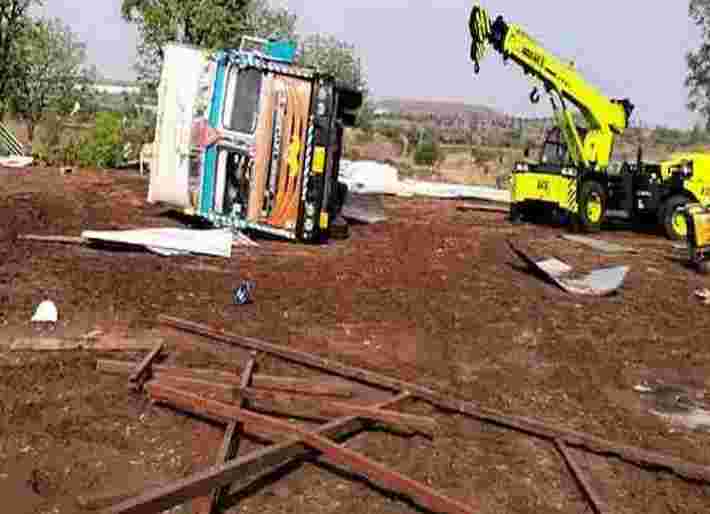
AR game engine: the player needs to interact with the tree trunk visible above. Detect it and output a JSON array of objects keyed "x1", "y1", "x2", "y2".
[{"x1": 27, "y1": 121, "x2": 35, "y2": 143}]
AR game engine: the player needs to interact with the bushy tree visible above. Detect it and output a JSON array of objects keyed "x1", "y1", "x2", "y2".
[
  {"x1": 687, "y1": 0, "x2": 710, "y2": 128},
  {"x1": 297, "y1": 33, "x2": 370, "y2": 127},
  {"x1": 0, "y1": 0, "x2": 39, "y2": 116},
  {"x1": 10, "y1": 18, "x2": 95, "y2": 141},
  {"x1": 122, "y1": 0, "x2": 297, "y2": 89}
]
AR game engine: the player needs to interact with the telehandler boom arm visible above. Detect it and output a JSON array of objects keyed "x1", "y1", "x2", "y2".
[{"x1": 469, "y1": 6, "x2": 634, "y2": 170}]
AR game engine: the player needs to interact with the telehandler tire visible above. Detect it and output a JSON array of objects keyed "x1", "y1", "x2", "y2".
[
  {"x1": 579, "y1": 181, "x2": 606, "y2": 232},
  {"x1": 661, "y1": 195, "x2": 689, "y2": 241}
]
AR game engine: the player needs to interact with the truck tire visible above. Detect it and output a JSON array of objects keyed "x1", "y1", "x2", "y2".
[
  {"x1": 661, "y1": 195, "x2": 689, "y2": 241},
  {"x1": 579, "y1": 180, "x2": 606, "y2": 232}
]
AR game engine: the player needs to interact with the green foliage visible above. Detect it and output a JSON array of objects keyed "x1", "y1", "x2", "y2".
[
  {"x1": 0, "y1": 0, "x2": 39, "y2": 114},
  {"x1": 122, "y1": 0, "x2": 296, "y2": 89},
  {"x1": 79, "y1": 112, "x2": 125, "y2": 168},
  {"x1": 414, "y1": 139, "x2": 442, "y2": 166},
  {"x1": 9, "y1": 17, "x2": 94, "y2": 141},
  {"x1": 297, "y1": 33, "x2": 367, "y2": 92},
  {"x1": 688, "y1": 0, "x2": 710, "y2": 128}
]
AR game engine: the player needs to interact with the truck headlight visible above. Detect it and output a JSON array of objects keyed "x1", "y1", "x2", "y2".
[{"x1": 561, "y1": 167, "x2": 577, "y2": 177}]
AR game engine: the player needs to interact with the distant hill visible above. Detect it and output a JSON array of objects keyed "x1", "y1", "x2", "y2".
[{"x1": 374, "y1": 97, "x2": 507, "y2": 121}]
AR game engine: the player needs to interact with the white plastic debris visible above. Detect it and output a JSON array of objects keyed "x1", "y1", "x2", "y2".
[{"x1": 31, "y1": 300, "x2": 58, "y2": 323}]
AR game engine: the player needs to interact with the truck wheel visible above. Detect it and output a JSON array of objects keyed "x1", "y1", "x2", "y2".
[
  {"x1": 579, "y1": 181, "x2": 606, "y2": 232},
  {"x1": 661, "y1": 195, "x2": 689, "y2": 240}
]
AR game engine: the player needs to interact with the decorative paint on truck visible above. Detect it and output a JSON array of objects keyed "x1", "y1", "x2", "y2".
[{"x1": 148, "y1": 41, "x2": 362, "y2": 243}]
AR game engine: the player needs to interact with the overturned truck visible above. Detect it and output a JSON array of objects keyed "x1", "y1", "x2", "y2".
[{"x1": 148, "y1": 39, "x2": 362, "y2": 242}]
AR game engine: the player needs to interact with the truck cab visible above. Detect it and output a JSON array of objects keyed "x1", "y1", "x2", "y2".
[{"x1": 147, "y1": 38, "x2": 362, "y2": 243}]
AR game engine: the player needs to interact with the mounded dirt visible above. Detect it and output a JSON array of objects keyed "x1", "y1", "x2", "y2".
[{"x1": 1, "y1": 166, "x2": 710, "y2": 513}]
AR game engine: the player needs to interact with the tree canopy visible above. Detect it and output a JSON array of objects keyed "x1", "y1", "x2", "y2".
[{"x1": 687, "y1": 0, "x2": 710, "y2": 127}]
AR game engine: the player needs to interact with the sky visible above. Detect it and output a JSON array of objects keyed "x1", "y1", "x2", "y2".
[{"x1": 43, "y1": 1, "x2": 701, "y2": 129}]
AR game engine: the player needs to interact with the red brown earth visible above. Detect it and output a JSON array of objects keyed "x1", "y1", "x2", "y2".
[{"x1": 1, "y1": 166, "x2": 710, "y2": 513}]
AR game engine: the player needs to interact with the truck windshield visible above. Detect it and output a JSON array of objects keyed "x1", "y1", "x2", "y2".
[{"x1": 223, "y1": 67, "x2": 262, "y2": 134}]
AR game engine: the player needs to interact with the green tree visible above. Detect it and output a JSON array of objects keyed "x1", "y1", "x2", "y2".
[
  {"x1": 687, "y1": 0, "x2": 710, "y2": 128},
  {"x1": 122, "y1": 0, "x2": 297, "y2": 89},
  {"x1": 0, "y1": 0, "x2": 39, "y2": 116},
  {"x1": 10, "y1": 18, "x2": 95, "y2": 142},
  {"x1": 296, "y1": 34, "x2": 369, "y2": 127}
]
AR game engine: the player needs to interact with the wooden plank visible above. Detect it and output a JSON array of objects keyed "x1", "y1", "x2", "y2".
[
  {"x1": 146, "y1": 384, "x2": 475, "y2": 514},
  {"x1": 209, "y1": 353, "x2": 257, "y2": 514},
  {"x1": 129, "y1": 342, "x2": 164, "y2": 391},
  {"x1": 456, "y1": 203, "x2": 509, "y2": 214},
  {"x1": 102, "y1": 393, "x2": 410, "y2": 513},
  {"x1": 146, "y1": 374, "x2": 432, "y2": 434},
  {"x1": 555, "y1": 440, "x2": 609, "y2": 514},
  {"x1": 97, "y1": 359, "x2": 354, "y2": 398},
  {"x1": 158, "y1": 315, "x2": 710, "y2": 485},
  {"x1": 17, "y1": 234, "x2": 86, "y2": 245},
  {"x1": 11, "y1": 338, "x2": 161, "y2": 352},
  {"x1": 318, "y1": 400, "x2": 436, "y2": 436}
]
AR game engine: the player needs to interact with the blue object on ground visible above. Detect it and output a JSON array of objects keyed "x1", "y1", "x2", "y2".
[{"x1": 233, "y1": 280, "x2": 255, "y2": 305}]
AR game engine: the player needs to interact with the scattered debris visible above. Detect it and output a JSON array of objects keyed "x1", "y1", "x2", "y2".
[
  {"x1": 96, "y1": 359, "x2": 357, "y2": 398},
  {"x1": 145, "y1": 383, "x2": 474, "y2": 514},
  {"x1": 31, "y1": 300, "x2": 58, "y2": 323},
  {"x1": 81, "y1": 228, "x2": 234, "y2": 258},
  {"x1": 554, "y1": 440, "x2": 609, "y2": 514},
  {"x1": 508, "y1": 241, "x2": 629, "y2": 296},
  {"x1": 18, "y1": 234, "x2": 86, "y2": 245},
  {"x1": 11, "y1": 337, "x2": 163, "y2": 352},
  {"x1": 338, "y1": 159, "x2": 511, "y2": 203},
  {"x1": 695, "y1": 289, "x2": 710, "y2": 305},
  {"x1": 635, "y1": 382, "x2": 710, "y2": 432},
  {"x1": 561, "y1": 234, "x2": 639, "y2": 254},
  {"x1": 209, "y1": 353, "x2": 257, "y2": 513},
  {"x1": 59, "y1": 166, "x2": 73, "y2": 176},
  {"x1": 129, "y1": 342, "x2": 165, "y2": 391},
  {"x1": 233, "y1": 280, "x2": 255, "y2": 305},
  {"x1": 457, "y1": 202, "x2": 509, "y2": 214},
  {"x1": 341, "y1": 192, "x2": 387, "y2": 224},
  {"x1": 158, "y1": 316, "x2": 710, "y2": 485},
  {"x1": 0, "y1": 156, "x2": 33, "y2": 168}
]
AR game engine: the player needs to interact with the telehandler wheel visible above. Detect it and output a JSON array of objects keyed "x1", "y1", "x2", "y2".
[
  {"x1": 579, "y1": 180, "x2": 606, "y2": 232},
  {"x1": 661, "y1": 195, "x2": 689, "y2": 241}
]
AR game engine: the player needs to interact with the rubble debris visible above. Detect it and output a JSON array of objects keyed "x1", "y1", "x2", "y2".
[
  {"x1": 555, "y1": 440, "x2": 609, "y2": 514},
  {"x1": 81, "y1": 228, "x2": 233, "y2": 258},
  {"x1": 101, "y1": 393, "x2": 411, "y2": 514},
  {"x1": 158, "y1": 315, "x2": 710, "y2": 485},
  {"x1": 233, "y1": 280, "x2": 255, "y2": 305},
  {"x1": 97, "y1": 359, "x2": 356, "y2": 398},
  {"x1": 560, "y1": 234, "x2": 639, "y2": 254},
  {"x1": 31, "y1": 300, "x2": 58, "y2": 323},
  {"x1": 209, "y1": 353, "x2": 257, "y2": 513},
  {"x1": 635, "y1": 382, "x2": 710, "y2": 432},
  {"x1": 146, "y1": 383, "x2": 476, "y2": 514},
  {"x1": 508, "y1": 241, "x2": 628, "y2": 296},
  {"x1": 340, "y1": 192, "x2": 387, "y2": 224}
]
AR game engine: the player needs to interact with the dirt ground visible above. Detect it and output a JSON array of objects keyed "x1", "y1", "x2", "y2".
[{"x1": 2, "y1": 166, "x2": 710, "y2": 514}]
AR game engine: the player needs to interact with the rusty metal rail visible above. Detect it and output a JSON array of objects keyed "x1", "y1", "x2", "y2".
[
  {"x1": 146, "y1": 383, "x2": 476, "y2": 514},
  {"x1": 103, "y1": 392, "x2": 412, "y2": 514},
  {"x1": 159, "y1": 315, "x2": 710, "y2": 485}
]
